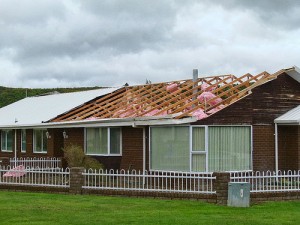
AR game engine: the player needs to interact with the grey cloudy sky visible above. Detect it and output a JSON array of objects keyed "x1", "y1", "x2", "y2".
[{"x1": 0, "y1": 0, "x2": 300, "y2": 88}]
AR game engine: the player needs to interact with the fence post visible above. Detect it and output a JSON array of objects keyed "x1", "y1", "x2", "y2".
[
  {"x1": 213, "y1": 172, "x2": 230, "y2": 205},
  {"x1": 70, "y1": 167, "x2": 85, "y2": 194}
]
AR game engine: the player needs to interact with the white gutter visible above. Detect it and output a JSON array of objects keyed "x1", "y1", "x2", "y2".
[{"x1": 0, "y1": 116, "x2": 197, "y2": 129}]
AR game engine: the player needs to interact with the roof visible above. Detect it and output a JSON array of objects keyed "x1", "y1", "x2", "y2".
[
  {"x1": 50, "y1": 67, "x2": 300, "y2": 123},
  {"x1": 275, "y1": 105, "x2": 300, "y2": 125},
  {"x1": 0, "y1": 88, "x2": 118, "y2": 127}
]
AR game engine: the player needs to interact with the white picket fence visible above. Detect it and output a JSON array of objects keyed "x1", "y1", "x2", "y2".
[
  {"x1": 10, "y1": 157, "x2": 61, "y2": 169},
  {"x1": 230, "y1": 170, "x2": 300, "y2": 193},
  {"x1": 83, "y1": 169, "x2": 216, "y2": 194},
  {"x1": 0, "y1": 166, "x2": 69, "y2": 187}
]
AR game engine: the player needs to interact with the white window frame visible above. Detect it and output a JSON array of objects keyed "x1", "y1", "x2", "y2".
[
  {"x1": 84, "y1": 127, "x2": 122, "y2": 156},
  {"x1": 190, "y1": 125, "x2": 208, "y2": 172},
  {"x1": 21, "y1": 129, "x2": 26, "y2": 153},
  {"x1": 149, "y1": 125, "x2": 190, "y2": 173},
  {"x1": 1, "y1": 129, "x2": 13, "y2": 152},
  {"x1": 33, "y1": 129, "x2": 48, "y2": 154},
  {"x1": 149, "y1": 125, "x2": 253, "y2": 173},
  {"x1": 206, "y1": 125, "x2": 253, "y2": 172}
]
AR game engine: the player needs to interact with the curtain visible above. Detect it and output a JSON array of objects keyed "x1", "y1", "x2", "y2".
[
  {"x1": 86, "y1": 128, "x2": 108, "y2": 154},
  {"x1": 110, "y1": 128, "x2": 121, "y2": 154},
  {"x1": 192, "y1": 127, "x2": 206, "y2": 172},
  {"x1": 150, "y1": 126, "x2": 189, "y2": 171},
  {"x1": 208, "y1": 126, "x2": 251, "y2": 171}
]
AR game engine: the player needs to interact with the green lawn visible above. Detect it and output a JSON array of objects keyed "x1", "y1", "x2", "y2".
[{"x1": 0, "y1": 191, "x2": 299, "y2": 225}]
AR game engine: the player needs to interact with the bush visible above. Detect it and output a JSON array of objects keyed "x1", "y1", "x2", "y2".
[{"x1": 62, "y1": 144, "x2": 104, "y2": 169}]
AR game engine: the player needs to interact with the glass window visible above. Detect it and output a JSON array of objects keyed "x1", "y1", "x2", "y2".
[
  {"x1": 150, "y1": 126, "x2": 189, "y2": 171},
  {"x1": 21, "y1": 130, "x2": 26, "y2": 152},
  {"x1": 110, "y1": 128, "x2": 121, "y2": 154},
  {"x1": 192, "y1": 127, "x2": 206, "y2": 172},
  {"x1": 208, "y1": 126, "x2": 251, "y2": 171},
  {"x1": 86, "y1": 127, "x2": 121, "y2": 155},
  {"x1": 1, "y1": 130, "x2": 13, "y2": 152},
  {"x1": 33, "y1": 130, "x2": 47, "y2": 153},
  {"x1": 150, "y1": 126, "x2": 252, "y2": 173}
]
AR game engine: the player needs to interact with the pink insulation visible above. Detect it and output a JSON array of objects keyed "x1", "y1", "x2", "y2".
[
  {"x1": 166, "y1": 83, "x2": 178, "y2": 93},
  {"x1": 144, "y1": 109, "x2": 160, "y2": 116},
  {"x1": 197, "y1": 92, "x2": 222, "y2": 106},
  {"x1": 201, "y1": 82, "x2": 216, "y2": 91},
  {"x1": 85, "y1": 116, "x2": 98, "y2": 121},
  {"x1": 192, "y1": 109, "x2": 208, "y2": 120},
  {"x1": 3, "y1": 165, "x2": 26, "y2": 177}
]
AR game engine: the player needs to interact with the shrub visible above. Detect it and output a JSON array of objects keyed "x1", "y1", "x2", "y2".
[{"x1": 62, "y1": 144, "x2": 104, "y2": 169}]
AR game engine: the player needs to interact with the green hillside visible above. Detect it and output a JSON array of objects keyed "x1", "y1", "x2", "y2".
[{"x1": 0, "y1": 86, "x2": 102, "y2": 108}]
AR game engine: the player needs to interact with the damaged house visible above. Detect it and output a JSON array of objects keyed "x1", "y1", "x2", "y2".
[{"x1": 0, "y1": 66, "x2": 299, "y2": 173}]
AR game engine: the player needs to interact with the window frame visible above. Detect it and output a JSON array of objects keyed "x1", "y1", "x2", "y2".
[
  {"x1": 1, "y1": 129, "x2": 13, "y2": 152},
  {"x1": 84, "y1": 127, "x2": 122, "y2": 156},
  {"x1": 21, "y1": 129, "x2": 26, "y2": 153},
  {"x1": 149, "y1": 125, "x2": 253, "y2": 173},
  {"x1": 33, "y1": 129, "x2": 48, "y2": 154},
  {"x1": 190, "y1": 126, "x2": 208, "y2": 172},
  {"x1": 149, "y1": 125, "x2": 190, "y2": 173}
]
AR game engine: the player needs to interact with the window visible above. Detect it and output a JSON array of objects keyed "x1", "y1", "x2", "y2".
[
  {"x1": 85, "y1": 127, "x2": 121, "y2": 155},
  {"x1": 1, "y1": 130, "x2": 13, "y2": 152},
  {"x1": 33, "y1": 129, "x2": 48, "y2": 153},
  {"x1": 21, "y1": 130, "x2": 26, "y2": 152},
  {"x1": 191, "y1": 127, "x2": 206, "y2": 172},
  {"x1": 150, "y1": 126, "x2": 189, "y2": 171},
  {"x1": 208, "y1": 126, "x2": 251, "y2": 171},
  {"x1": 150, "y1": 125, "x2": 252, "y2": 172}
]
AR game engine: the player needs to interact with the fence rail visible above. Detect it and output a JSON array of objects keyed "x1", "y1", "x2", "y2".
[
  {"x1": 10, "y1": 157, "x2": 62, "y2": 169},
  {"x1": 0, "y1": 166, "x2": 69, "y2": 188},
  {"x1": 230, "y1": 170, "x2": 300, "y2": 193},
  {"x1": 83, "y1": 169, "x2": 216, "y2": 194}
]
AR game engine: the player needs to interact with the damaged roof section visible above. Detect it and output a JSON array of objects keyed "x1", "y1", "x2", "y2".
[{"x1": 50, "y1": 68, "x2": 295, "y2": 123}]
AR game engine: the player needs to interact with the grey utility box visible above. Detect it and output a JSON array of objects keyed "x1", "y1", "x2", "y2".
[{"x1": 228, "y1": 182, "x2": 250, "y2": 207}]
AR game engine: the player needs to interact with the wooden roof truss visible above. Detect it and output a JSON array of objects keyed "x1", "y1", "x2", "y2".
[{"x1": 51, "y1": 70, "x2": 283, "y2": 122}]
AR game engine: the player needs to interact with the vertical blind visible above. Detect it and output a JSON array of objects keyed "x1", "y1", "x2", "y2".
[
  {"x1": 86, "y1": 128, "x2": 121, "y2": 155},
  {"x1": 192, "y1": 127, "x2": 206, "y2": 172},
  {"x1": 150, "y1": 126, "x2": 189, "y2": 171},
  {"x1": 86, "y1": 128, "x2": 108, "y2": 154},
  {"x1": 208, "y1": 126, "x2": 251, "y2": 171},
  {"x1": 150, "y1": 126, "x2": 251, "y2": 172}
]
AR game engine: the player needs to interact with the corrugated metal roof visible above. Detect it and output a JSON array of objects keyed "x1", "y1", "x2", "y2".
[
  {"x1": 0, "y1": 87, "x2": 119, "y2": 127},
  {"x1": 275, "y1": 105, "x2": 300, "y2": 124}
]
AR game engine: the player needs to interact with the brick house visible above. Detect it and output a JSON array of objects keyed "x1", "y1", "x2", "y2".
[{"x1": 0, "y1": 67, "x2": 299, "y2": 173}]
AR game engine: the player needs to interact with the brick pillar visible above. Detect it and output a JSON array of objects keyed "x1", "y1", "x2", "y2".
[
  {"x1": 0, "y1": 157, "x2": 10, "y2": 167},
  {"x1": 213, "y1": 172, "x2": 230, "y2": 205},
  {"x1": 70, "y1": 167, "x2": 84, "y2": 194}
]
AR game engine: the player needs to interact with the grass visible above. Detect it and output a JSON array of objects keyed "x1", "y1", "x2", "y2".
[{"x1": 0, "y1": 191, "x2": 299, "y2": 225}]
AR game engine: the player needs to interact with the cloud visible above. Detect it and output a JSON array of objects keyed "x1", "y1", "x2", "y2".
[{"x1": 0, "y1": 0, "x2": 299, "y2": 88}]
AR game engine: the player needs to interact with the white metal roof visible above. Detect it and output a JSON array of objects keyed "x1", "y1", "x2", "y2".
[
  {"x1": 275, "y1": 105, "x2": 300, "y2": 125},
  {"x1": 0, "y1": 87, "x2": 119, "y2": 128}
]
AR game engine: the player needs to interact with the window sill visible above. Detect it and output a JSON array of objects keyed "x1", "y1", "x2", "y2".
[
  {"x1": 33, "y1": 152, "x2": 48, "y2": 154},
  {"x1": 1, "y1": 150, "x2": 13, "y2": 153},
  {"x1": 85, "y1": 153, "x2": 122, "y2": 157}
]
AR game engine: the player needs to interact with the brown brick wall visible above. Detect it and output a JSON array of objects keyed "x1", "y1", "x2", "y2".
[
  {"x1": 63, "y1": 128, "x2": 84, "y2": 149},
  {"x1": 120, "y1": 127, "x2": 144, "y2": 171},
  {"x1": 252, "y1": 125, "x2": 275, "y2": 171},
  {"x1": 278, "y1": 125, "x2": 299, "y2": 170}
]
